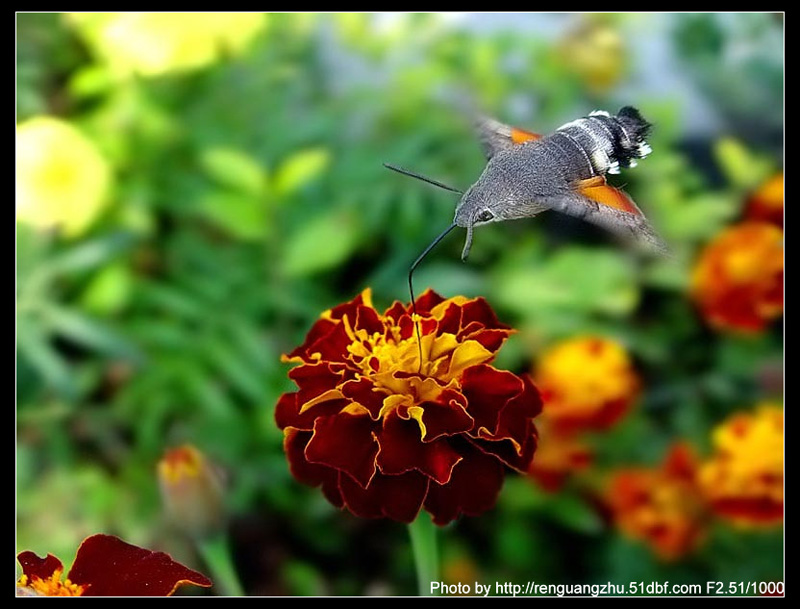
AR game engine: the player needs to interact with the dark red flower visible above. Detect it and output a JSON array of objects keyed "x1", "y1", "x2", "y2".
[
  {"x1": 277, "y1": 289, "x2": 542, "y2": 525},
  {"x1": 16, "y1": 534, "x2": 212, "y2": 596}
]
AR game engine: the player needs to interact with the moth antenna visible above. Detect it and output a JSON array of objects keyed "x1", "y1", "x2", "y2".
[
  {"x1": 408, "y1": 222, "x2": 458, "y2": 372},
  {"x1": 384, "y1": 163, "x2": 464, "y2": 194}
]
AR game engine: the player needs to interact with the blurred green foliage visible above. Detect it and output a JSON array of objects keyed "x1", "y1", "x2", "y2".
[{"x1": 17, "y1": 13, "x2": 782, "y2": 595}]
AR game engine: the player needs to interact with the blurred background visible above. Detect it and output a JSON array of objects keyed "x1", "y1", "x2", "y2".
[{"x1": 17, "y1": 13, "x2": 783, "y2": 596}]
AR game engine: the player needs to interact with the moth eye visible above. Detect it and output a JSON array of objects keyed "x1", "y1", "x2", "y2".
[{"x1": 477, "y1": 209, "x2": 494, "y2": 223}]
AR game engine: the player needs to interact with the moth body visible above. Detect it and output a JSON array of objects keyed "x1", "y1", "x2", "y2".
[{"x1": 454, "y1": 106, "x2": 662, "y2": 259}]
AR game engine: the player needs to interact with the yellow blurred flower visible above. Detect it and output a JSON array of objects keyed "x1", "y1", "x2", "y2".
[
  {"x1": 533, "y1": 336, "x2": 640, "y2": 431},
  {"x1": 745, "y1": 172, "x2": 783, "y2": 228},
  {"x1": 690, "y1": 222, "x2": 783, "y2": 333},
  {"x1": 558, "y1": 18, "x2": 626, "y2": 93},
  {"x1": 158, "y1": 445, "x2": 225, "y2": 538},
  {"x1": 699, "y1": 404, "x2": 783, "y2": 527},
  {"x1": 606, "y1": 443, "x2": 708, "y2": 562},
  {"x1": 66, "y1": 13, "x2": 267, "y2": 78},
  {"x1": 16, "y1": 116, "x2": 112, "y2": 237}
]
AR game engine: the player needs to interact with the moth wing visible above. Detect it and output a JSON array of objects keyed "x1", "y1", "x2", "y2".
[
  {"x1": 474, "y1": 115, "x2": 542, "y2": 160},
  {"x1": 546, "y1": 179, "x2": 669, "y2": 255}
]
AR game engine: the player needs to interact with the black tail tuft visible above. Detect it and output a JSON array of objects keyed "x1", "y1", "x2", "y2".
[{"x1": 617, "y1": 106, "x2": 652, "y2": 140}]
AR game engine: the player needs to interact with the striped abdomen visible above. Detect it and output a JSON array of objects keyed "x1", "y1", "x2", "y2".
[{"x1": 553, "y1": 106, "x2": 652, "y2": 177}]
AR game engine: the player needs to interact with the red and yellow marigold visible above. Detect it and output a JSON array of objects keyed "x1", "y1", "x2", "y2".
[
  {"x1": 698, "y1": 404, "x2": 783, "y2": 527},
  {"x1": 745, "y1": 172, "x2": 783, "y2": 228},
  {"x1": 533, "y1": 336, "x2": 640, "y2": 431},
  {"x1": 691, "y1": 222, "x2": 783, "y2": 333},
  {"x1": 16, "y1": 534, "x2": 211, "y2": 596},
  {"x1": 276, "y1": 289, "x2": 542, "y2": 525},
  {"x1": 606, "y1": 443, "x2": 708, "y2": 561}
]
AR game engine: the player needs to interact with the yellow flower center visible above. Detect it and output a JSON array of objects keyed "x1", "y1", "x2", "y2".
[{"x1": 17, "y1": 571, "x2": 86, "y2": 597}]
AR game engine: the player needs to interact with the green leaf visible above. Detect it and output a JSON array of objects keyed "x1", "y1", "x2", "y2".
[
  {"x1": 660, "y1": 191, "x2": 741, "y2": 242},
  {"x1": 714, "y1": 137, "x2": 775, "y2": 191},
  {"x1": 200, "y1": 147, "x2": 267, "y2": 196},
  {"x1": 46, "y1": 233, "x2": 137, "y2": 275},
  {"x1": 17, "y1": 316, "x2": 76, "y2": 399},
  {"x1": 282, "y1": 560, "x2": 326, "y2": 596},
  {"x1": 80, "y1": 262, "x2": 133, "y2": 315},
  {"x1": 543, "y1": 493, "x2": 604, "y2": 534},
  {"x1": 272, "y1": 148, "x2": 331, "y2": 196},
  {"x1": 281, "y1": 210, "x2": 361, "y2": 277},
  {"x1": 39, "y1": 304, "x2": 142, "y2": 362},
  {"x1": 493, "y1": 247, "x2": 639, "y2": 319},
  {"x1": 197, "y1": 190, "x2": 269, "y2": 241}
]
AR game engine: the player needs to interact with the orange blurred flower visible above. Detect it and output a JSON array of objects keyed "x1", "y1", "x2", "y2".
[
  {"x1": 527, "y1": 417, "x2": 593, "y2": 492},
  {"x1": 606, "y1": 443, "x2": 708, "y2": 561},
  {"x1": 158, "y1": 444, "x2": 225, "y2": 538},
  {"x1": 745, "y1": 173, "x2": 783, "y2": 228},
  {"x1": 699, "y1": 404, "x2": 783, "y2": 527},
  {"x1": 276, "y1": 289, "x2": 542, "y2": 525},
  {"x1": 17, "y1": 534, "x2": 211, "y2": 596},
  {"x1": 533, "y1": 336, "x2": 640, "y2": 431},
  {"x1": 691, "y1": 222, "x2": 783, "y2": 333}
]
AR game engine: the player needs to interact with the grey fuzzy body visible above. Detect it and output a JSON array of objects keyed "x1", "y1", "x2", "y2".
[{"x1": 455, "y1": 134, "x2": 587, "y2": 227}]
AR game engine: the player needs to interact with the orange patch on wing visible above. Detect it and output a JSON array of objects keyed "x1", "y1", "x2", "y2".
[
  {"x1": 511, "y1": 127, "x2": 541, "y2": 145},
  {"x1": 578, "y1": 179, "x2": 641, "y2": 215}
]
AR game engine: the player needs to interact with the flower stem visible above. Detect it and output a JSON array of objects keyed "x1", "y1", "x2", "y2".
[
  {"x1": 408, "y1": 513, "x2": 439, "y2": 596},
  {"x1": 196, "y1": 534, "x2": 245, "y2": 597}
]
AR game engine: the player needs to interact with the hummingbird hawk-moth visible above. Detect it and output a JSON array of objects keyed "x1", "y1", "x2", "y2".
[{"x1": 385, "y1": 106, "x2": 667, "y2": 360}]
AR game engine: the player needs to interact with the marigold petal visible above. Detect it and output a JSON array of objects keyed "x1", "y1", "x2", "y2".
[
  {"x1": 429, "y1": 333, "x2": 460, "y2": 361},
  {"x1": 322, "y1": 288, "x2": 373, "y2": 321},
  {"x1": 441, "y1": 340, "x2": 494, "y2": 381},
  {"x1": 289, "y1": 361, "x2": 345, "y2": 395},
  {"x1": 354, "y1": 303, "x2": 384, "y2": 335},
  {"x1": 283, "y1": 429, "x2": 344, "y2": 508},
  {"x1": 305, "y1": 413, "x2": 378, "y2": 488},
  {"x1": 283, "y1": 318, "x2": 338, "y2": 362},
  {"x1": 339, "y1": 377, "x2": 386, "y2": 419},
  {"x1": 66, "y1": 534, "x2": 212, "y2": 596},
  {"x1": 462, "y1": 328, "x2": 512, "y2": 353},
  {"x1": 461, "y1": 365, "x2": 526, "y2": 434},
  {"x1": 398, "y1": 313, "x2": 437, "y2": 341},
  {"x1": 305, "y1": 322, "x2": 354, "y2": 364},
  {"x1": 458, "y1": 298, "x2": 510, "y2": 331},
  {"x1": 376, "y1": 411, "x2": 463, "y2": 484},
  {"x1": 383, "y1": 300, "x2": 409, "y2": 324},
  {"x1": 299, "y1": 388, "x2": 347, "y2": 414},
  {"x1": 275, "y1": 392, "x2": 300, "y2": 430},
  {"x1": 474, "y1": 374, "x2": 542, "y2": 470},
  {"x1": 338, "y1": 470, "x2": 429, "y2": 523},
  {"x1": 413, "y1": 289, "x2": 448, "y2": 316},
  {"x1": 275, "y1": 391, "x2": 350, "y2": 432},
  {"x1": 414, "y1": 389, "x2": 474, "y2": 441},
  {"x1": 434, "y1": 300, "x2": 465, "y2": 336},
  {"x1": 423, "y1": 447, "x2": 505, "y2": 525},
  {"x1": 17, "y1": 552, "x2": 64, "y2": 583}
]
